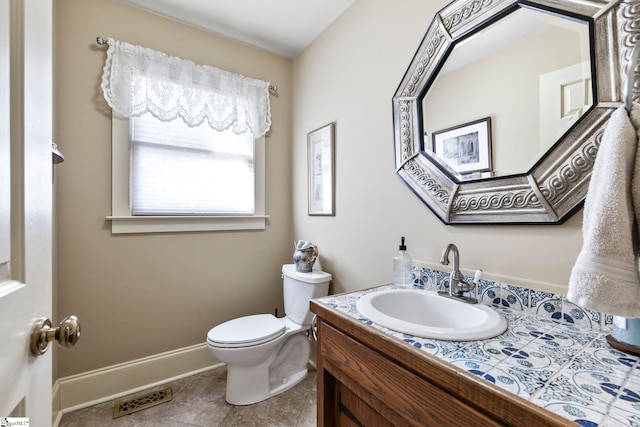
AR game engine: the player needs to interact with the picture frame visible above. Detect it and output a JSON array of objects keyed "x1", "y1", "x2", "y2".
[
  {"x1": 308, "y1": 122, "x2": 335, "y2": 216},
  {"x1": 432, "y1": 117, "x2": 492, "y2": 175}
]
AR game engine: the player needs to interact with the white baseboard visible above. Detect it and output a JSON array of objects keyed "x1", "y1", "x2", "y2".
[
  {"x1": 52, "y1": 380, "x2": 61, "y2": 427},
  {"x1": 53, "y1": 342, "x2": 220, "y2": 420}
]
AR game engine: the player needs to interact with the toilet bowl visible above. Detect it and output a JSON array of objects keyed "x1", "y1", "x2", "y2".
[{"x1": 207, "y1": 264, "x2": 331, "y2": 405}]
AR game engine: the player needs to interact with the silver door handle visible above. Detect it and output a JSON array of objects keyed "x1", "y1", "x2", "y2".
[{"x1": 30, "y1": 316, "x2": 81, "y2": 356}]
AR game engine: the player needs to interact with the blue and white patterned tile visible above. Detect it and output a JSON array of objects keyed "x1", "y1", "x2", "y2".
[
  {"x1": 591, "y1": 344, "x2": 638, "y2": 376},
  {"x1": 449, "y1": 359, "x2": 498, "y2": 382},
  {"x1": 426, "y1": 339, "x2": 468, "y2": 358},
  {"x1": 441, "y1": 342, "x2": 497, "y2": 365},
  {"x1": 591, "y1": 334, "x2": 615, "y2": 348},
  {"x1": 538, "y1": 324, "x2": 600, "y2": 354},
  {"x1": 502, "y1": 285, "x2": 529, "y2": 311},
  {"x1": 318, "y1": 288, "x2": 370, "y2": 314},
  {"x1": 477, "y1": 280, "x2": 502, "y2": 307},
  {"x1": 530, "y1": 373, "x2": 603, "y2": 408},
  {"x1": 498, "y1": 344, "x2": 556, "y2": 371},
  {"x1": 561, "y1": 298, "x2": 601, "y2": 330},
  {"x1": 627, "y1": 367, "x2": 640, "y2": 389},
  {"x1": 508, "y1": 313, "x2": 558, "y2": 335},
  {"x1": 495, "y1": 364, "x2": 556, "y2": 397},
  {"x1": 602, "y1": 411, "x2": 640, "y2": 427},
  {"x1": 426, "y1": 270, "x2": 440, "y2": 291},
  {"x1": 541, "y1": 401, "x2": 607, "y2": 426},
  {"x1": 474, "y1": 277, "x2": 490, "y2": 304},
  {"x1": 530, "y1": 290, "x2": 563, "y2": 323},
  {"x1": 482, "y1": 365, "x2": 533, "y2": 398},
  {"x1": 549, "y1": 323, "x2": 601, "y2": 347},
  {"x1": 432, "y1": 269, "x2": 451, "y2": 293},
  {"x1": 532, "y1": 371, "x2": 640, "y2": 426},
  {"x1": 481, "y1": 335, "x2": 532, "y2": 364},
  {"x1": 403, "y1": 336, "x2": 466, "y2": 358},
  {"x1": 505, "y1": 324, "x2": 544, "y2": 345},
  {"x1": 413, "y1": 267, "x2": 436, "y2": 291},
  {"x1": 399, "y1": 335, "x2": 434, "y2": 353},
  {"x1": 571, "y1": 369, "x2": 629, "y2": 406},
  {"x1": 602, "y1": 313, "x2": 615, "y2": 332},
  {"x1": 493, "y1": 283, "x2": 517, "y2": 309},
  {"x1": 497, "y1": 341, "x2": 575, "y2": 375},
  {"x1": 497, "y1": 307, "x2": 526, "y2": 324},
  {"x1": 608, "y1": 380, "x2": 640, "y2": 422},
  {"x1": 530, "y1": 289, "x2": 554, "y2": 314},
  {"x1": 564, "y1": 349, "x2": 626, "y2": 380}
]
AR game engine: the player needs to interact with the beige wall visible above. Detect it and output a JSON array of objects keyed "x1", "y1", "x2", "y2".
[
  {"x1": 292, "y1": 0, "x2": 583, "y2": 295},
  {"x1": 54, "y1": 0, "x2": 293, "y2": 378}
]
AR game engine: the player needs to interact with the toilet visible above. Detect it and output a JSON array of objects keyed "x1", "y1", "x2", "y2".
[{"x1": 206, "y1": 264, "x2": 331, "y2": 405}]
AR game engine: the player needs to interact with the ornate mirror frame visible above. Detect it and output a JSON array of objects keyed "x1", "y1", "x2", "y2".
[{"x1": 393, "y1": 0, "x2": 640, "y2": 224}]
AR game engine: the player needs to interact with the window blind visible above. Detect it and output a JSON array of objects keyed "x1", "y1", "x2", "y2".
[{"x1": 130, "y1": 113, "x2": 255, "y2": 215}]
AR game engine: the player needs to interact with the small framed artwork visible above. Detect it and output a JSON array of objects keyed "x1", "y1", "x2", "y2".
[
  {"x1": 432, "y1": 117, "x2": 492, "y2": 175},
  {"x1": 308, "y1": 122, "x2": 335, "y2": 216}
]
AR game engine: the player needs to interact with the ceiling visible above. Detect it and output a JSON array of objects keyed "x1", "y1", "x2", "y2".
[{"x1": 118, "y1": 0, "x2": 355, "y2": 58}]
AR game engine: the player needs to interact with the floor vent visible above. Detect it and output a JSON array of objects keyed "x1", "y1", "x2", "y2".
[{"x1": 113, "y1": 388, "x2": 173, "y2": 419}]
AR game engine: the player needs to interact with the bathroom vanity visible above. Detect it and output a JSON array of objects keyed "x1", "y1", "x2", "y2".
[
  {"x1": 311, "y1": 300, "x2": 569, "y2": 425},
  {"x1": 311, "y1": 288, "x2": 637, "y2": 427}
]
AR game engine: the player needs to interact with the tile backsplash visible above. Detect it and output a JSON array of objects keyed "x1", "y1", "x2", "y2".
[{"x1": 413, "y1": 267, "x2": 611, "y2": 331}]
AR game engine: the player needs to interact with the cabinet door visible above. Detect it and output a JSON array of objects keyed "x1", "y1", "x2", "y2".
[
  {"x1": 318, "y1": 321, "x2": 505, "y2": 426},
  {"x1": 337, "y1": 381, "x2": 393, "y2": 427}
]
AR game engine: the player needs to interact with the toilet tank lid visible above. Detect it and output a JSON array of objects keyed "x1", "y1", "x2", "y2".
[{"x1": 282, "y1": 264, "x2": 331, "y2": 283}]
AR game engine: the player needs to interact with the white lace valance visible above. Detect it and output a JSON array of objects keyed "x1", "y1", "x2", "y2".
[{"x1": 100, "y1": 38, "x2": 271, "y2": 138}]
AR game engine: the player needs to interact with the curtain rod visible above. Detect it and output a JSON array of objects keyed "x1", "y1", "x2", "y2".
[{"x1": 96, "y1": 36, "x2": 278, "y2": 93}]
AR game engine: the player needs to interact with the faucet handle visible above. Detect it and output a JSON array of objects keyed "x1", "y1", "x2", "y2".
[
  {"x1": 458, "y1": 270, "x2": 482, "y2": 302},
  {"x1": 458, "y1": 270, "x2": 481, "y2": 294},
  {"x1": 473, "y1": 269, "x2": 482, "y2": 284},
  {"x1": 458, "y1": 278, "x2": 476, "y2": 293}
]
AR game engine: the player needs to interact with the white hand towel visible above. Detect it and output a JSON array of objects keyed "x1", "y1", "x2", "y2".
[
  {"x1": 567, "y1": 105, "x2": 640, "y2": 317},
  {"x1": 629, "y1": 103, "x2": 640, "y2": 248}
]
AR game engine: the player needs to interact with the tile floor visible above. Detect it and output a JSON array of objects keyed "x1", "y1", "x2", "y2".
[{"x1": 59, "y1": 366, "x2": 317, "y2": 427}]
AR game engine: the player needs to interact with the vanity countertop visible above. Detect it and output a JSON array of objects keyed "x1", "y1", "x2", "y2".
[{"x1": 311, "y1": 285, "x2": 640, "y2": 426}]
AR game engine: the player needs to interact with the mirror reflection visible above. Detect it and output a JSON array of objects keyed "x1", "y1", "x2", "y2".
[{"x1": 422, "y1": 8, "x2": 592, "y2": 181}]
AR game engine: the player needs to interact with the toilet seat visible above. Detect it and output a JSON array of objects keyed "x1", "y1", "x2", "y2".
[{"x1": 207, "y1": 314, "x2": 286, "y2": 348}]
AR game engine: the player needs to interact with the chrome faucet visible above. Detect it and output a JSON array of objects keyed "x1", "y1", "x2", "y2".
[{"x1": 439, "y1": 243, "x2": 480, "y2": 303}]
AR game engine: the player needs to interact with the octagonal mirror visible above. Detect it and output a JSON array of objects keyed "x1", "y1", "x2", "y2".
[{"x1": 393, "y1": 0, "x2": 640, "y2": 224}]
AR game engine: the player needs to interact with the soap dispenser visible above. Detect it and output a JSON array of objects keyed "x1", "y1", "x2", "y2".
[{"x1": 393, "y1": 236, "x2": 413, "y2": 289}]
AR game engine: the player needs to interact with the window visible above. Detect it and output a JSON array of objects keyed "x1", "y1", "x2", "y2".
[
  {"x1": 108, "y1": 114, "x2": 267, "y2": 234},
  {"x1": 131, "y1": 113, "x2": 255, "y2": 215},
  {"x1": 99, "y1": 38, "x2": 271, "y2": 234}
]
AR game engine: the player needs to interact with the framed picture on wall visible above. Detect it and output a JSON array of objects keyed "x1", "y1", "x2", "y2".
[
  {"x1": 308, "y1": 122, "x2": 335, "y2": 216},
  {"x1": 432, "y1": 117, "x2": 492, "y2": 175}
]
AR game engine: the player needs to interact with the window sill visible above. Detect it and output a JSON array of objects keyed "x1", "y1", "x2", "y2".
[{"x1": 106, "y1": 215, "x2": 269, "y2": 234}]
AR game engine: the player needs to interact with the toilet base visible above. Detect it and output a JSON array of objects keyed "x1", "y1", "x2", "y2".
[{"x1": 225, "y1": 333, "x2": 310, "y2": 405}]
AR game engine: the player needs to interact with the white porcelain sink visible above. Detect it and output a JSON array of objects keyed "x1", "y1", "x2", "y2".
[{"x1": 356, "y1": 289, "x2": 507, "y2": 341}]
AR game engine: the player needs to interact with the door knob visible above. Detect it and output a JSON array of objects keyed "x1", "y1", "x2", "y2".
[{"x1": 30, "y1": 316, "x2": 81, "y2": 356}]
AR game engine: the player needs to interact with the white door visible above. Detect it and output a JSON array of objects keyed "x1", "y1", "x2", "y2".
[
  {"x1": 0, "y1": 0, "x2": 53, "y2": 424},
  {"x1": 539, "y1": 61, "x2": 593, "y2": 150}
]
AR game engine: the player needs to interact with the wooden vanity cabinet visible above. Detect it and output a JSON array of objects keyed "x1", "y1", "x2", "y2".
[{"x1": 311, "y1": 300, "x2": 574, "y2": 427}]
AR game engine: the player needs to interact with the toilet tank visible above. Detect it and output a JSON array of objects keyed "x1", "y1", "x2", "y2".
[{"x1": 282, "y1": 264, "x2": 331, "y2": 326}]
